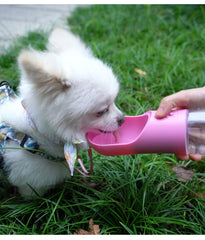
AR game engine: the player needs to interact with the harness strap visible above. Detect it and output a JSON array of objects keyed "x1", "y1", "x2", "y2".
[
  {"x1": 0, "y1": 81, "x2": 12, "y2": 88},
  {"x1": 20, "y1": 134, "x2": 40, "y2": 153},
  {"x1": 20, "y1": 134, "x2": 29, "y2": 148}
]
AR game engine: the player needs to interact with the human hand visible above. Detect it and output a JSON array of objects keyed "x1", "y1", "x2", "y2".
[
  {"x1": 156, "y1": 87, "x2": 205, "y2": 118},
  {"x1": 156, "y1": 87, "x2": 205, "y2": 162}
]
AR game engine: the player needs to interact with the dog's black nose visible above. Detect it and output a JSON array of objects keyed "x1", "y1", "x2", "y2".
[{"x1": 118, "y1": 116, "x2": 125, "y2": 127}]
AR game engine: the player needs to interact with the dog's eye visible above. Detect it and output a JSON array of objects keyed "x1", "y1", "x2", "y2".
[{"x1": 96, "y1": 108, "x2": 109, "y2": 117}]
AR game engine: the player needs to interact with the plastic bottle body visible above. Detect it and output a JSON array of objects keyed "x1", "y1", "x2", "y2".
[{"x1": 187, "y1": 110, "x2": 205, "y2": 155}]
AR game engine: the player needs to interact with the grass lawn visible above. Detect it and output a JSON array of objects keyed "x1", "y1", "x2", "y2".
[{"x1": 0, "y1": 4, "x2": 204, "y2": 234}]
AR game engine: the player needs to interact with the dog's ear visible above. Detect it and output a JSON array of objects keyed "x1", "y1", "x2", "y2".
[
  {"x1": 18, "y1": 50, "x2": 71, "y2": 92},
  {"x1": 47, "y1": 28, "x2": 89, "y2": 54}
]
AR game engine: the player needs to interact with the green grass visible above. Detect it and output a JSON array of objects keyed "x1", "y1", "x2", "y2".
[{"x1": 0, "y1": 5, "x2": 205, "y2": 234}]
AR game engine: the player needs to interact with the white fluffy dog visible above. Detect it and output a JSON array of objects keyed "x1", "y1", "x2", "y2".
[{"x1": 0, "y1": 28, "x2": 124, "y2": 196}]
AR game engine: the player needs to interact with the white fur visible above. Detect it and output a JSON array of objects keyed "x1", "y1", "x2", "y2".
[{"x1": 0, "y1": 28, "x2": 124, "y2": 197}]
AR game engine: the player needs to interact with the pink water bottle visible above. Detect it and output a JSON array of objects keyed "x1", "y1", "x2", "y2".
[{"x1": 87, "y1": 109, "x2": 205, "y2": 156}]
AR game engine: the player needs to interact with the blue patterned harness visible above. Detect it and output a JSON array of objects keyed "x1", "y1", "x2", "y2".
[
  {"x1": 0, "y1": 82, "x2": 37, "y2": 149},
  {"x1": 0, "y1": 81, "x2": 93, "y2": 177},
  {"x1": 0, "y1": 81, "x2": 56, "y2": 161}
]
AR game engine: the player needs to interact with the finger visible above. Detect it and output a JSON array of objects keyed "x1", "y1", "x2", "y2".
[
  {"x1": 189, "y1": 154, "x2": 203, "y2": 162},
  {"x1": 177, "y1": 154, "x2": 202, "y2": 162},
  {"x1": 176, "y1": 154, "x2": 189, "y2": 161},
  {"x1": 155, "y1": 97, "x2": 174, "y2": 118},
  {"x1": 156, "y1": 98, "x2": 179, "y2": 118},
  {"x1": 156, "y1": 91, "x2": 189, "y2": 119}
]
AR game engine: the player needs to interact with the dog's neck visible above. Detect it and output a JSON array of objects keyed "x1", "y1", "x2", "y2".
[
  {"x1": 21, "y1": 99, "x2": 62, "y2": 144},
  {"x1": 21, "y1": 99, "x2": 86, "y2": 176}
]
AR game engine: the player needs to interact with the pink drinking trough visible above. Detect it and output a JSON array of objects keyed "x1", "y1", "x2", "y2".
[{"x1": 87, "y1": 110, "x2": 188, "y2": 156}]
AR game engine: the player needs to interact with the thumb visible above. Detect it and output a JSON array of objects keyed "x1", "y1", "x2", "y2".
[
  {"x1": 155, "y1": 91, "x2": 188, "y2": 119},
  {"x1": 155, "y1": 100, "x2": 174, "y2": 118}
]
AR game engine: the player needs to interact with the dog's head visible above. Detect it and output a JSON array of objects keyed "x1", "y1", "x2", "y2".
[{"x1": 18, "y1": 28, "x2": 124, "y2": 145}]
